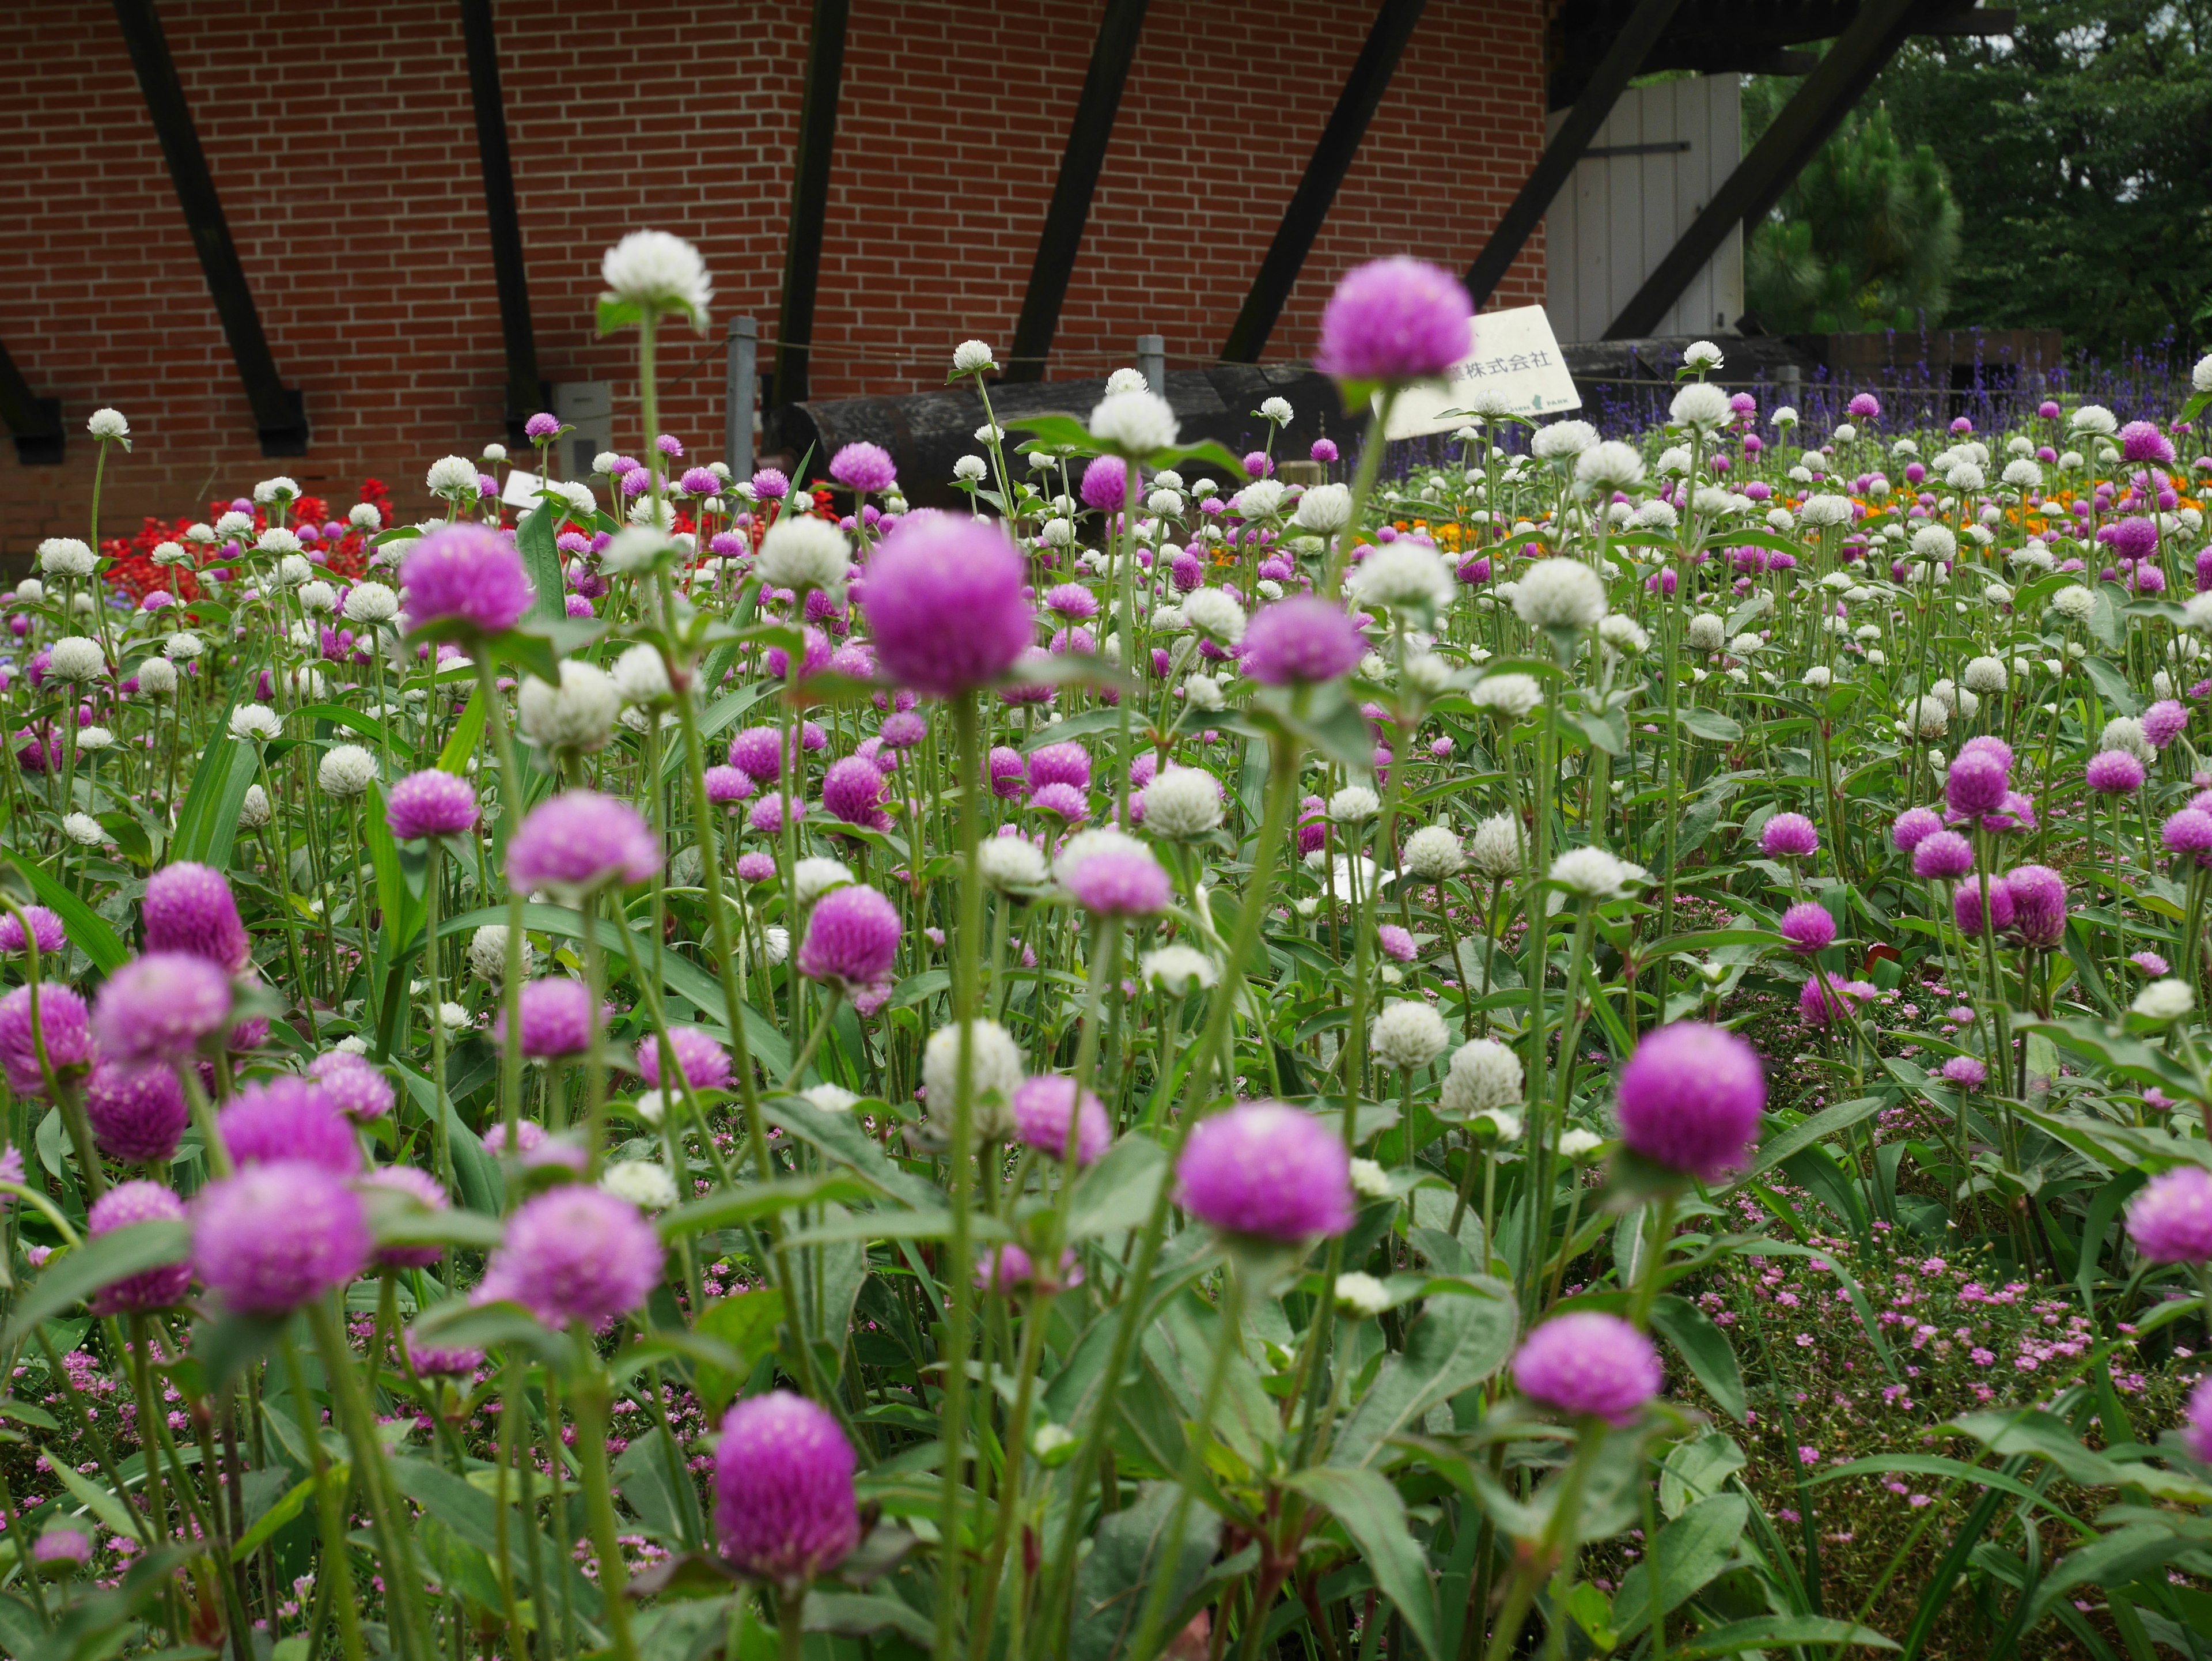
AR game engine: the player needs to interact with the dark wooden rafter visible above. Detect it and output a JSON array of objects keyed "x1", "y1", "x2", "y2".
[
  {"x1": 1603, "y1": 0, "x2": 1927, "y2": 339},
  {"x1": 459, "y1": 0, "x2": 540, "y2": 446},
  {"x1": 111, "y1": 0, "x2": 306, "y2": 455},
  {"x1": 772, "y1": 0, "x2": 850, "y2": 410},
  {"x1": 1219, "y1": 0, "x2": 1430, "y2": 363},
  {"x1": 1003, "y1": 0, "x2": 1152, "y2": 384},
  {"x1": 0, "y1": 339, "x2": 65, "y2": 466},
  {"x1": 1463, "y1": 0, "x2": 1685, "y2": 310}
]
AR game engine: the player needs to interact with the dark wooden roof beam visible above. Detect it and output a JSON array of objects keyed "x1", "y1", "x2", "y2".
[
  {"x1": 0, "y1": 338, "x2": 64, "y2": 466},
  {"x1": 771, "y1": 0, "x2": 850, "y2": 410},
  {"x1": 459, "y1": 0, "x2": 541, "y2": 448}
]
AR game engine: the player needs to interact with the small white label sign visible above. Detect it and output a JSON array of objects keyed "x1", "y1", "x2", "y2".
[
  {"x1": 1377, "y1": 304, "x2": 1581, "y2": 439},
  {"x1": 501, "y1": 467, "x2": 543, "y2": 509}
]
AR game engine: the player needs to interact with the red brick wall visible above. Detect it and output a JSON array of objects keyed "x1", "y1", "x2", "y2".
[{"x1": 0, "y1": 0, "x2": 1547, "y2": 557}]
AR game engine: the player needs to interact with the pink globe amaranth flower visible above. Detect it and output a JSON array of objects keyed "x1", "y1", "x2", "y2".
[
  {"x1": 219, "y1": 1076, "x2": 359, "y2": 1176},
  {"x1": 1892, "y1": 807, "x2": 1943, "y2": 856},
  {"x1": 2087, "y1": 749, "x2": 2146, "y2": 795},
  {"x1": 736, "y1": 852, "x2": 778, "y2": 884},
  {"x1": 1616, "y1": 1021, "x2": 1765, "y2": 1181},
  {"x1": 398, "y1": 522, "x2": 533, "y2": 635},
  {"x1": 480, "y1": 1119, "x2": 547, "y2": 1156},
  {"x1": 525, "y1": 411, "x2": 559, "y2": 441},
  {"x1": 1176, "y1": 1102, "x2": 1353, "y2": 1242},
  {"x1": 1847, "y1": 392, "x2": 1881, "y2": 419},
  {"x1": 1011, "y1": 1074, "x2": 1110, "y2": 1165},
  {"x1": 1310, "y1": 437, "x2": 1339, "y2": 463},
  {"x1": 1315, "y1": 256, "x2": 1474, "y2": 383},
  {"x1": 0, "y1": 905, "x2": 66, "y2": 956},
  {"x1": 1779, "y1": 902, "x2": 1836, "y2": 956},
  {"x1": 1377, "y1": 923, "x2": 1417, "y2": 963},
  {"x1": 507, "y1": 790, "x2": 661, "y2": 895},
  {"x1": 386, "y1": 769, "x2": 479, "y2": 840},
  {"x1": 2004, "y1": 864, "x2": 2068, "y2": 948},
  {"x1": 1957, "y1": 735, "x2": 2013, "y2": 770},
  {"x1": 714, "y1": 1390, "x2": 860, "y2": 1587},
  {"x1": 359, "y1": 1164, "x2": 450, "y2": 1269},
  {"x1": 1911, "y1": 831, "x2": 1975, "y2": 881},
  {"x1": 85, "y1": 1180, "x2": 192, "y2": 1316},
  {"x1": 2145, "y1": 699, "x2": 2189, "y2": 750},
  {"x1": 635, "y1": 1025, "x2": 733, "y2": 1094},
  {"x1": 798, "y1": 885, "x2": 902, "y2": 991},
  {"x1": 310, "y1": 1052, "x2": 397, "y2": 1122},
  {"x1": 1940, "y1": 1055, "x2": 1987, "y2": 1089},
  {"x1": 987, "y1": 746, "x2": 1027, "y2": 799},
  {"x1": 975, "y1": 1242, "x2": 1084, "y2": 1293},
  {"x1": 1953, "y1": 875, "x2": 2014, "y2": 936},
  {"x1": 863, "y1": 512, "x2": 1034, "y2": 699},
  {"x1": 828, "y1": 441, "x2": 896, "y2": 495},
  {"x1": 2162, "y1": 808, "x2": 2212, "y2": 857},
  {"x1": 1027, "y1": 740, "x2": 1092, "y2": 794},
  {"x1": 406, "y1": 1334, "x2": 486, "y2": 1377},
  {"x1": 1759, "y1": 812, "x2": 1819, "y2": 860},
  {"x1": 82, "y1": 1059, "x2": 190, "y2": 1162},
  {"x1": 1243, "y1": 596, "x2": 1365, "y2": 686},
  {"x1": 1065, "y1": 847, "x2": 1170, "y2": 916},
  {"x1": 1079, "y1": 455, "x2": 1130, "y2": 513},
  {"x1": 193, "y1": 1160, "x2": 370, "y2": 1313},
  {"x1": 1513, "y1": 1311, "x2": 1662, "y2": 1425},
  {"x1": 1945, "y1": 751, "x2": 2009, "y2": 818},
  {"x1": 821, "y1": 755, "x2": 889, "y2": 828},
  {"x1": 748, "y1": 790, "x2": 805, "y2": 835},
  {"x1": 1029, "y1": 781, "x2": 1090, "y2": 824},
  {"x1": 495, "y1": 978, "x2": 598, "y2": 1060},
  {"x1": 0, "y1": 983, "x2": 92, "y2": 1095},
  {"x1": 704, "y1": 765, "x2": 757, "y2": 805},
  {"x1": 478, "y1": 1185, "x2": 664, "y2": 1329},
  {"x1": 752, "y1": 468, "x2": 790, "y2": 500},
  {"x1": 2126, "y1": 1166, "x2": 2212, "y2": 1264},
  {"x1": 729, "y1": 725, "x2": 784, "y2": 782},
  {"x1": 1799, "y1": 975, "x2": 1869, "y2": 1029},
  {"x1": 2119, "y1": 422, "x2": 2177, "y2": 466},
  {"x1": 880, "y1": 710, "x2": 927, "y2": 748},
  {"x1": 143, "y1": 861, "x2": 251, "y2": 974}
]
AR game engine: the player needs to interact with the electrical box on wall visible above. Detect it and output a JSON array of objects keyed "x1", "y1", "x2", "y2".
[{"x1": 551, "y1": 381, "x2": 612, "y2": 478}]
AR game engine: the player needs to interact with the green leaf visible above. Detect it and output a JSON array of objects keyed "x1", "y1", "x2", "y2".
[
  {"x1": 387, "y1": 1059, "x2": 505, "y2": 1214},
  {"x1": 230, "y1": 1470, "x2": 331, "y2": 1561},
  {"x1": 1575, "y1": 709, "x2": 1627, "y2": 755},
  {"x1": 0, "y1": 851, "x2": 128, "y2": 975},
  {"x1": 438, "y1": 688, "x2": 489, "y2": 775},
  {"x1": 1737, "y1": 1096, "x2": 1885, "y2": 1185},
  {"x1": 2, "y1": 1221, "x2": 191, "y2": 1347},
  {"x1": 693, "y1": 1289, "x2": 786, "y2": 1417},
  {"x1": 658, "y1": 1171, "x2": 873, "y2": 1240},
  {"x1": 1668, "y1": 1615, "x2": 1898, "y2": 1658},
  {"x1": 762, "y1": 1097, "x2": 939, "y2": 1208},
  {"x1": 1067, "y1": 1134, "x2": 1169, "y2": 1240},
  {"x1": 1284, "y1": 1467, "x2": 1444, "y2": 1661},
  {"x1": 388, "y1": 1455, "x2": 605, "y2": 1624},
  {"x1": 1609, "y1": 1493, "x2": 1749, "y2": 1639},
  {"x1": 1069, "y1": 1481, "x2": 1222, "y2": 1661},
  {"x1": 198, "y1": 744, "x2": 262, "y2": 874},
  {"x1": 1650, "y1": 1294, "x2": 1746, "y2": 1422},
  {"x1": 802, "y1": 1592, "x2": 933, "y2": 1644},
  {"x1": 2081, "y1": 653, "x2": 2137, "y2": 714},
  {"x1": 2023, "y1": 1524, "x2": 2198, "y2": 1630},
  {"x1": 168, "y1": 704, "x2": 241, "y2": 860},
  {"x1": 1328, "y1": 1278, "x2": 1516, "y2": 1469},
  {"x1": 1677, "y1": 706, "x2": 1743, "y2": 743},
  {"x1": 517, "y1": 499, "x2": 566, "y2": 625}
]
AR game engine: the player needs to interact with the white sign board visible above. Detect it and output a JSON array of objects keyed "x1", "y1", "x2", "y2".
[
  {"x1": 1377, "y1": 304, "x2": 1581, "y2": 440},
  {"x1": 501, "y1": 467, "x2": 543, "y2": 509}
]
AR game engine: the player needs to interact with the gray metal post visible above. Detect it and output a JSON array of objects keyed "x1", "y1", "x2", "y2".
[
  {"x1": 1137, "y1": 332, "x2": 1165, "y2": 396},
  {"x1": 726, "y1": 316, "x2": 759, "y2": 478},
  {"x1": 1775, "y1": 363, "x2": 1801, "y2": 396}
]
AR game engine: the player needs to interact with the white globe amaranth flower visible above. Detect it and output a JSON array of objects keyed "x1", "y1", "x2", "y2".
[
  {"x1": 1088, "y1": 389, "x2": 1178, "y2": 456},
  {"x1": 922, "y1": 1019, "x2": 1024, "y2": 1135},
  {"x1": 1104, "y1": 367, "x2": 1150, "y2": 396},
  {"x1": 1354, "y1": 544, "x2": 1455, "y2": 614},
  {"x1": 804, "y1": 1083, "x2": 862, "y2": 1113},
  {"x1": 2133, "y1": 978, "x2": 2194, "y2": 1021},
  {"x1": 1329, "y1": 785, "x2": 1381, "y2": 824},
  {"x1": 556, "y1": 481, "x2": 597, "y2": 517},
  {"x1": 1142, "y1": 767, "x2": 1224, "y2": 838},
  {"x1": 1574, "y1": 440, "x2": 1645, "y2": 492},
  {"x1": 1685, "y1": 613, "x2": 1726, "y2": 652},
  {"x1": 1905, "y1": 695, "x2": 1949, "y2": 739},
  {"x1": 2001, "y1": 457, "x2": 2043, "y2": 489},
  {"x1": 1180, "y1": 587, "x2": 1247, "y2": 644},
  {"x1": 1401, "y1": 824, "x2": 1465, "y2": 881},
  {"x1": 1801, "y1": 665, "x2": 1833, "y2": 689},
  {"x1": 343, "y1": 580, "x2": 399, "y2": 625},
  {"x1": 601, "y1": 229, "x2": 713, "y2": 322},
  {"x1": 1798, "y1": 494, "x2": 1853, "y2": 528},
  {"x1": 1559, "y1": 1127, "x2": 1605, "y2": 1160},
  {"x1": 426, "y1": 455, "x2": 479, "y2": 498},
  {"x1": 349, "y1": 502, "x2": 384, "y2": 531},
  {"x1": 238, "y1": 784, "x2": 271, "y2": 828},
  {"x1": 1669, "y1": 381, "x2": 1734, "y2": 430},
  {"x1": 952, "y1": 339, "x2": 996, "y2": 373},
  {"x1": 13, "y1": 577, "x2": 44, "y2": 603},
  {"x1": 467, "y1": 924, "x2": 532, "y2": 983},
  {"x1": 1531, "y1": 419, "x2": 1599, "y2": 460},
  {"x1": 953, "y1": 454, "x2": 988, "y2": 483},
  {"x1": 755, "y1": 514, "x2": 851, "y2": 596},
  {"x1": 1348, "y1": 1157, "x2": 1392, "y2": 1200},
  {"x1": 1656, "y1": 445, "x2": 1693, "y2": 476},
  {"x1": 77, "y1": 726, "x2": 113, "y2": 753},
  {"x1": 2049, "y1": 585, "x2": 2097, "y2": 622},
  {"x1": 2101, "y1": 715, "x2": 2153, "y2": 765},
  {"x1": 1683, "y1": 339, "x2": 1725, "y2": 370},
  {"x1": 1259, "y1": 395, "x2": 1294, "y2": 424},
  {"x1": 2184, "y1": 593, "x2": 2212, "y2": 633},
  {"x1": 255, "y1": 476, "x2": 300, "y2": 504},
  {"x1": 1468, "y1": 813, "x2": 1521, "y2": 879},
  {"x1": 2069, "y1": 403, "x2": 2117, "y2": 437},
  {"x1": 1512, "y1": 559, "x2": 1606, "y2": 633},
  {"x1": 1962, "y1": 656, "x2": 2008, "y2": 695},
  {"x1": 518, "y1": 660, "x2": 621, "y2": 754},
  {"x1": 978, "y1": 834, "x2": 1050, "y2": 891},
  {"x1": 601, "y1": 1160, "x2": 679, "y2": 1211},
  {"x1": 2193, "y1": 353, "x2": 2212, "y2": 395},
  {"x1": 1141, "y1": 944, "x2": 1219, "y2": 992},
  {"x1": 1146, "y1": 487, "x2": 1185, "y2": 517},
  {"x1": 296, "y1": 580, "x2": 337, "y2": 615},
  {"x1": 1370, "y1": 1001, "x2": 1449, "y2": 1072},
  {"x1": 1631, "y1": 500, "x2": 1679, "y2": 532},
  {"x1": 47, "y1": 636, "x2": 106, "y2": 681},
  {"x1": 1052, "y1": 825, "x2": 1147, "y2": 886},
  {"x1": 1293, "y1": 481, "x2": 1353, "y2": 534},
  {"x1": 1475, "y1": 1107, "x2": 1524, "y2": 1142},
  {"x1": 63, "y1": 812, "x2": 105, "y2": 847},
  {"x1": 274, "y1": 553, "x2": 313, "y2": 587},
  {"x1": 1039, "y1": 517, "x2": 1075, "y2": 548},
  {"x1": 1334, "y1": 1270, "x2": 1392, "y2": 1318},
  {"x1": 318, "y1": 743, "x2": 378, "y2": 798},
  {"x1": 39, "y1": 538, "x2": 96, "y2": 578},
  {"x1": 135, "y1": 657, "x2": 179, "y2": 697},
  {"x1": 229, "y1": 703, "x2": 283, "y2": 743},
  {"x1": 1402, "y1": 652, "x2": 1453, "y2": 696},
  {"x1": 1597, "y1": 613, "x2": 1649, "y2": 657},
  {"x1": 791, "y1": 857, "x2": 854, "y2": 907},
  {"x1": 1728, "y1": 633, "x2": 1764, "y2": 658},
  {"x1": 610, "y1": 642, "x2": 673, "y2": 709},
  {"x1": 601, "y1": 525, "x2": 675, "y2": 574},
  {"x1": 86, "y1": 407, "x2": 129, "y2": 440},
  {"x1": 1551, "y1": 845, "x2": 1629, "y2": 899},
  {"x1": 1440, "y1": 1037, "x2": 1522, "y2": 1118},
  {"x1": 1231, "y1": 479, "x2": 1286, "y2": 518}
]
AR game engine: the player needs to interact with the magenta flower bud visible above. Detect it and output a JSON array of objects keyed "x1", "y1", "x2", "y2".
[
  {"x1": 1890, "y1": 808, "x2": 1938, "y2": 855},
  {"x1": 1377, "y1": 923, "x2": 1417, "y2": 963},
  {"x1": 1065, "y1": 847, "x2": 1171, "y2": 917},
  {"x1": 2087, "y1": 750, "x2": 2146, "y2": 795},
  {"x1": 93, "y1": 952, "x2": 233, "y2": 1066},
  {"x1": 729, "y1": 726, "x2": 783, "y2": 783},
  {"x1": 406, "y1": 1334, "x2": 486, "y2": 1377},
  {"x1": 82, "y1": 1060, "x2": 190, "y2": 1162},
  {"x1": 1315, "y1": 256, "x2": 1474, "y2": 383},
  {"x1": 1798, "y1": 975, "x2": 1866, "y2": 1030},
  {"x1": 86, "y1": 1180, "x2": 192, "y2": 1316},
  {"x1": 863, "y1": 512, "x2": 1035, "y2": 699},
  {"x1": 0, "y1": 983, "x2": 92, "y2": 1096},
  {"x1": 1513, "y1": 1311, "x2": 1662, "y2": 1425},
  {"x1": 1953, "y1": 875, "x2": 2014, "y2": 936},
  {"x1": 821, "y1": 755, "x2": 889, "y2": 828},
  {"x1": 386, "y1": 770, "x2": 479, "y2": 841},
  {"x1": 714, "y1": 1390, "x2": 860, "y2": 1586},
  {"x1": 507, "y1": 790, "x2": 661, "y2": 895},
  {"x1": 976, "y1": 1242, "x2": 1085, "y2": 1292},
  {"x1": 1910, "y1": 831, "x2": 1974, "y2": 881},
  {"x1": 0, "y1": 905, "x2": 66, "y2": 956},
  {"x1": 2145, "y1": 699, "x2": 2189, "y2": 750},
  {"x1": 1027, "y1": 741, "x2": 1092, "y2": 794},
  {"x1": 219, "y1": 1076, "x2": 359, "y2": 1176},
  {"x1": 525, "y1": 412, "x2": 560, "y2": 441},
  {"x1": 798, "y1": 885, "x2": 902, "y2": 992},
  {"x1": 478, "y1": 1185, "x2": 664, "y2": 1329},
  {"x1": 143, "y1": 861, "x2": 252, "y2": 974},
  {"x1": 193, "y1": 1160, "x2": 370, "y2": 1312},
  {"x1": 2162, "y1": 808, "x2": 2212, "y2": 858},
  {"x1": 2127, "y1": 1166, "x2": 2212, "y2": 1264},
  {"x1": 1010, "y1": 1074, "x2": 1110, "y2": 1166},
  {"x1": 736, "y1": 852, "x2": 778, "y2": 884},
  {"x1": 987, "y1": 746, "x2": 1027, "y2": 799},
  {"x1": 480, "y1": 1119, "x2": 546, "y2": 1157},
  {"x1": 1759, "y1": 812, "x2": 1819, "y2": 860},
  {"x1": 2183, "y1": 1375, "x2": 2212, "y2": 1465},
  {"x1": 1615, "y1": 1021, "x2": 1765, "y2": 1181},
  {"x1": 1310, "y1": 437, "x2": 1339, "y2": 463},
  {"x1": 1243, "y1": 597, "x2": 1365, "y2": 686},
  {"x1": 398, "y1": 522, "x2": 533, "y2": 636},
  {"x1": 1078, "y1": 455, "x2": 1130, "y2": 513},
  {"x1": 635, "y1": 1026, "x2": 733, "y2": 1094},
  {"x1": 1176, "y1": 1102, "x2": 1353, "y2": 1242},
  {"x1": 32, "y1": 1528, "x2": 93, "y2": 1574},
  {"x1": 1029, "y1": 781, "x2": 1090, "y2": 824},
  {"x1": 747, "y1": 791, "x2": 805, "y2": 835},
  {"x1": 310, "y1": 1053, "x2": 397, "y2": 1122},
  {"x1": 359, "y1": 1164, "x2": 450, "y2": 1269},
  {"x1": 704, "y1": 765, "x2": 757, "y2": 805},
  {"x1": 1940, "y1": 1055, "x2": 1987, "y2": 1089},
  {"x1": 1945, "y1": 751, "x2": 2009, "y2": 818},
  {"x1": 828, "y1": 441, "x2": 897, "y2": 495},
  {"x1": 2004, "y1": 864, "x2": 2068, "y2": 948},
  {"x1": 1778, "y1": 902, "x2": 1836, "y2": 956},
  {"x1": 494, "y1": 978, "x2": 598, "y2": 1059},
  {"x1": 1847, "y1": 392, "x2": 1881, "y2": 419}
]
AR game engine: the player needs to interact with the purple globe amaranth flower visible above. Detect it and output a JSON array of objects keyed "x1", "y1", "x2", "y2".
[
  {"x1": 1759, "y1": 812, "x2": 1819, "y2": 860},
  {"x1": 1941, "y1": 1055, "x2": 1988, "y2": 1089},
  {"x1": 478, "y1": 1185, "x2": 664, "y2": 1329},
  {"x1": 2119, "y1": 422, "x2": 2177, "y2": 466},
  {"x1": 821, "y1": 755, "x2": 889, "y2": 829},
  {"x1": 863, "y1": 512, "x2": 1035, "y2": 699},
  {"x1": 748, "y1": 791, "x2": 805, "y2": 835},
  {"x1": 386, "y1": 770, "x2": 479, "y2": 840},
  {"x1": 1315, "y1": 256, "x2": 1474, "y2": 384},
  {"x1": 1891, "y1": 807, "x2": 1943, "y2": 854},
  {"x1": 399, "y1": 522, "x2": 533, "y2": 636},
  {"x1": 1243, "y1": 596, "x2": 1365, "y2": 686},
  {"x1": 494, "y1": 977, "x2": 599, "y2": 1059},
  {"x1": 1065, "y1": 847, "x2": 1171, "y2": 916},
  {"x1": 986, "y1": 746, "x2": 1027, "y2": 799},
  {"x1": 975, "y1": 1242, "x2": 1084, "y2": 1293},
  {"x1": 1027, "y1": 740, "x2": 1092, "y2": 794},
  {"x1": 83, "y1": 1059, "x2": 190, "y2": 1162},
  {"x1": 1078, "y1": 455, "x2": 1130, "y2": 514},
  {"x1": 1176, "y1": 1102, "x2": 1354, "y2": 1242},
  {"x1": 797, "y1": 884, "x2": 902, "y2": 991},
  {"x1": 219, "y1": 1076, "x2": 359, "y2": 1176},
  {"x1": 714, "y1": 1390, "x2": 861, "y2": 1587},
  {"x1": 2005, "y1": 864, "x2": 2069, "y2": 948},
  {"x1": 2162, "y1": 808, "x2": 2212, "y2": 858},
  {"x1": 2126, "y1": 1166, "x2": 2212, "y2": 1264},
  {"x1": 704, "y1": 765, "x2": 757, "y2": 805},
  {"x1": 32, "y1": 1528, "x2": 93, "y2": 1572},
  {"x1": 1945, "y1": 752, "x2": 2009, "y2": 818},
  {"x1": 1779, "y1": 902, "x2": 1836, "y2": 956},
  {"x1": 1377, "y1": 923, "x2": 1418, "y2": 963},
  {"x1": 193, "y1": 1160, "x2": 370, "y2": 1312},
  {"x1": 635, "y1": 1025, "x2": 733, "y2": 1094},
  {"x1": 1847, "y1": 392, "x2": 1881, "y2": 419},
  {"x1": 310, "y1": 1052, "x2": 397, "y2": 1122},
  {"x1": 828, "y1": 441, "x2": 897, "y2": 495},
  {"x1": 1010, "y1": 1074, "x2": 1111, "y2": 1166},
  {"x1": 1953, "y1": 875, "x2": 2015, "y2": 937},
  {"x1": 0, "y1": 983, "x2": 92, "y2": 1095},
  {"x1": 525, "y1": 411, "x2": 560, "y2": 441},
  {"x1": 85, "y1": 1180, "x2": 192, "y2": 1316},
  {"x1": 0, "y1": 905, "x2": 66, "y2": 956},
  {"x1": 1911, "y1": 830, "x2": 1975, "y2": 881},
  {"x1": 1615, "y1": 1021, "x2": 1766, "y2": 1181},
  {"x1": 1957, "y1": 735, "x2": 2014, "y2": 771},
  {"x1": 1029, "y1": 781, "x2": 1090, "y2": 823},
  {"x1": 752, "y1": 468, "x2": 790, "y2": 501},
  {"x1": 2104, "y1": 515, "x2": 2159, "y2": 561},
  {"x1": 1800, "y1": 976, "x2": 1869, "y2": 1030},
  {"x1": 507, "y1": 790, "x2": 661, "y2": 895},
  {"x1": 2145, "y1": 699, "x2": 2189, "y2": 750},
  {"x1": 406, "y1": 1333, "x2": 486, "y2": 1377},
  {"x1": 1513, "y1": 1311, "x2": 1663, "y2": 1425},
  {"x1": 143, "y1": 861, "x2": 251, "y2": 974},
  {"x1": 2087, "y1": 749, "x2": 2146, "y2": 795},
  {"x1": 359, "y1": 1164, "x2": 450, "y2": 1269},
  {"x1": 729, "y1": 725, "x2": 784, "y2": 782}
]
